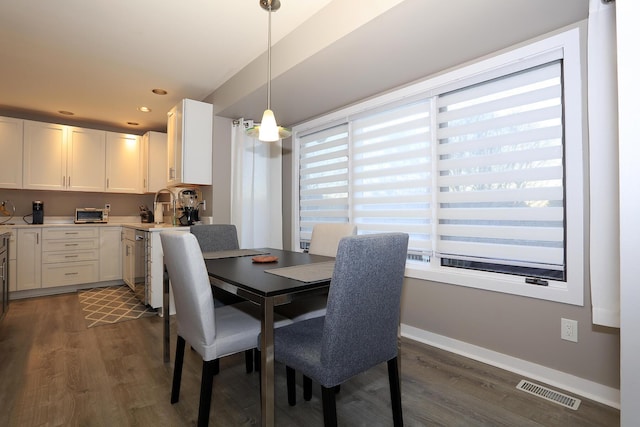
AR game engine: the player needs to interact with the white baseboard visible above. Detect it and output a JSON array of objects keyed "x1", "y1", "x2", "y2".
[{"x1": 400, "y1": 324, "x2": 620, "y2": 409}]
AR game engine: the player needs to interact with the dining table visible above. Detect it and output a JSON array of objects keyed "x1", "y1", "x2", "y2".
[{"x1": 162, "y1": 247, "x2": 334, "y2": 427}]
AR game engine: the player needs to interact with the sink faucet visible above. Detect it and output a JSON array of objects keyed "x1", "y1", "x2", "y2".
[{"x1": 154, "y1": 188, "x2": 176, "y2": 225}]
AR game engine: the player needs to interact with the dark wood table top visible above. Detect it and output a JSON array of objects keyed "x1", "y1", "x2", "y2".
[{"x1": 204, "y1": 248, "x2": 333, "y2": 298}]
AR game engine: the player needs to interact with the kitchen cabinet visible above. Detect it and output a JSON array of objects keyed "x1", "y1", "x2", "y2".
[
  {"x1": 1, "y1": 232, "x2": 9, "y2": 320},
  {"x1": 0, "y1": 116, "x2": 23, "y2": 189},
  {"x1": 106, "y1": 132, "x2": 142, "y2": 193},
  {"x1": 22, "y1": 121, "x2": 106, "y2": 192},
  {"x1": 121, "y1": 227, "x2": 137, "y2": 289},
  {"x1": 8, "y1": 230, "x2": 16, "y2": 292},
  {"x1": 142, "y1": 131, "x2": 168, "y2": 193},
  {"x1": 66, "y1": 127, "x2": 106, "y2": 192},
  {"x1": 99, "y1": 227, "x2": 122, "y2": 281},
  {"x1": 41, "y1": 227, "x2": 99, "y2": 288},
  {"x1": 22, "y1": 121, "x2": 66, "y2": 190},
  {"x1": 167, "y1": 99, "x2": 212, "y2": 186},
  {"x1": 16, "y1": 228, "x2": 41, "y2": 290}
]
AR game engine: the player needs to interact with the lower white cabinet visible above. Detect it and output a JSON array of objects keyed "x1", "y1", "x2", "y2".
[
  {"x1": 16, "y1": 228, "x2": 42, "y2": 290},
  {"x1": 99, "y1": 227, "x2": 122, "y2": 281},
  {"x1": 41, "y1": 227, "x2": 99, "y2": 288}
]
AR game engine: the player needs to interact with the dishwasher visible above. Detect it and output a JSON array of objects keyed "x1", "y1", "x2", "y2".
[{"x1": 123, "y1": 228, "x2": 150, "y2": 306}]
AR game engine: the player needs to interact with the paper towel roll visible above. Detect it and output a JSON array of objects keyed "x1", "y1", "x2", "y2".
[{"x1": 154, "y1": 203, "x2": 164, "y2": 224}]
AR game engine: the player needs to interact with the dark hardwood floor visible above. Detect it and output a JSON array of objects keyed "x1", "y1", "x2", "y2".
[{"x1": 0, "y1": 293, "x2": 619, "y2": 426}]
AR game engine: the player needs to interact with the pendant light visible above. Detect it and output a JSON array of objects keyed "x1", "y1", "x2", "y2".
[{"x1": 246, "y1": 0, "x2": 291, "y2": 142}]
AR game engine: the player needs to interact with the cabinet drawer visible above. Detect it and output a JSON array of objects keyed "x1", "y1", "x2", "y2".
[
  {"x1": 42, "y1": 249, "x2": 99, "y2": 264},
  {"x1": 42, "y1": 261, "x2": 99, "y2": 287},
  {"x1": 42, "y1": 239, "x2": 98, "y2": 252},
  {"x1": 43, "y1": 228, "x2": 98, "y2": 240}
]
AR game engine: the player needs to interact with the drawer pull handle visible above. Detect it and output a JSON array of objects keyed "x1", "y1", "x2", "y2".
[
  {"x1": 65, "y1": 232, "x2": 79, "y2": 235},
  {"x1": 65, "y1": 255, "x2": 79, "y2": 258},
  {"x1": 65, "y1": 243, "x2": 79, "y2": 246},
  {"x1": 65, "y1": 272, "x2": 79, "y2": 276}
]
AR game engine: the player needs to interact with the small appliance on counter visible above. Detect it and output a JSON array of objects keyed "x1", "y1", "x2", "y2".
[
  {"x1": 75, "y1": 208, "x2": 108, "y2": 224},
  {"x1": 139, "y1": 205, "x2": 154, "y2": 223},
  {"x1": 33, "y1": 201, "x2": 44, "y2": 224},
  {"x1": 23, "y1": 200, "x2": 45, "y2": 225},
  {"x1": 177, "y1": 189, "x2": 199, "y2": 226}
]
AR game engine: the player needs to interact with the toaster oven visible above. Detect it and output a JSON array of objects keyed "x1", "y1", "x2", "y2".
[{"x1": 75, "y1": 208, "x2": 108, "y2": 223}]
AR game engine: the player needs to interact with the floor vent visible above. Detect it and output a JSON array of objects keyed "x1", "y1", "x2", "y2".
[{"x1": 516, "y1": 380, "x2": 581, "y2": 410}]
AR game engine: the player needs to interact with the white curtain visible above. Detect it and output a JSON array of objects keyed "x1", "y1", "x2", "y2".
[
  {"x1": 230, "y1": 119, "x2": 283, "y2": 249},
  {"x1": 588, "y1": 0, "x2": 619, "y2": 327}
]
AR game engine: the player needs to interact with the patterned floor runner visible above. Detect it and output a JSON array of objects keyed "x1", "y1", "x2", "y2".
[{"x1": 78, "y1": 285, "x2": 156, "y2": 328}]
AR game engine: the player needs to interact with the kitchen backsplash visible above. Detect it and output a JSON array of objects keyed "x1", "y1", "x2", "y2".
[{"x1": 0, "y1": 189, "x2": 155, "y2": 219}]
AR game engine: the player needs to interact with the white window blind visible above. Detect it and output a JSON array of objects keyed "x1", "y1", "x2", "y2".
[
  {"x1": 435, "y1": 62, "x2": 565, "y2": 279},
  {"x1": 298, "y1": 124, "x2": 350, "y2": 246},
  {"x1": 351, "y1": 100, "x2": 432, "y2": 259}
]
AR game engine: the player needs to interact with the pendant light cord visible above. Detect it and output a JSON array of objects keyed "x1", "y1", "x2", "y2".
[{"x1": 266, "y1": 2, "x2": 272, "y2": 110}]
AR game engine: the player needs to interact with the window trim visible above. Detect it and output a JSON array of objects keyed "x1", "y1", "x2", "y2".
[{"x1": 292, "y1": 27, "x2": 584, "y2": 306}]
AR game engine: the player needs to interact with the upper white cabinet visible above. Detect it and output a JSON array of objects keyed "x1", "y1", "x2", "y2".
[
  {"x1": 23, "y1": 121, "x2": 67, "y2": 190},
  {"x1": 106, "y1": 132, "x2": 141, "y2": 193},
  {"x1": 67, "y1": 127, "x2": 106, "y2": 192},
  {"x1": 23, "y1": 121, "x2": 106, "y2": 192},
  {"x1": 0, "y1": 116, "x2": 23, "y2": 189},
  {"x1": 142, "y1": 131, "x2": 168, "y2": 193},
  {"x1": 167, "y1": 99, "x2": 212, "y2": 186}
]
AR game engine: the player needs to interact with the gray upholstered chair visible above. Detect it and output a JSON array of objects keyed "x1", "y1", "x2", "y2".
[
  {"x1": 161, "y1": 231, "x2": 290, "y2": 427},
  {"x1": 190, "y1": 224, "x2": 243, "y2": 307},
  {"x1": 190, "y1": 223, "x2": 239, "y2": 252},
  {"x1": 276, "y1": 223, "x2": 357, "y2": 323},
  {"x1": 272, "y1": 232, "x2": 409, "y2": 427}
]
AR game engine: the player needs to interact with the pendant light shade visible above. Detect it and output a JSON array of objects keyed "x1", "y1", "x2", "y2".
[{"x1": 246, "y1": 0, "x2": 291, "y2": 142}]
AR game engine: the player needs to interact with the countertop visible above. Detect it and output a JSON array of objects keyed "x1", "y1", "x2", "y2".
[{"x1": 0, "y1": 216, "x2": 198, "y2": 233}]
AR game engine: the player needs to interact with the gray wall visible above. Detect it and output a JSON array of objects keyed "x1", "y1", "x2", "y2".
[{"x1": 208, "y1": 0, "x2": 619, "y2": 394}]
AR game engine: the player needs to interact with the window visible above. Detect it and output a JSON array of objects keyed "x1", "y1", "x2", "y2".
[{"x1": 293, "y1": 28, "x2": 584, "y2": 305}]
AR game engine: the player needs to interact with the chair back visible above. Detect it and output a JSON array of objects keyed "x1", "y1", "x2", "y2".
[
  {"x1": 190, "y1": 224, "x2": 240, "y2": 252},
  {"x1": 308, "y1": 223, "x2": 357, "y2": 257},
  {"x1": 160, "y1": 231, "x2": 217, "y2": 359},
  {"x1": 321, "y1": 233, "x2": 408, "y2": 385}
]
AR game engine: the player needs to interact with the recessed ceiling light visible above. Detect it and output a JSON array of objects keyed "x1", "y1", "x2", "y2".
[
  {"x1": 138, "y1": 106, "x2": 151, "y2": 113},
  {"x1": 127, "y1": 122, "x2": 140, "y2": 126},
  {"x1": 152, "y1": 88, "x2": 168, "y2": 95},
  {"x1": 58, "y1": 110, "x2": 74, "y2": 115}
]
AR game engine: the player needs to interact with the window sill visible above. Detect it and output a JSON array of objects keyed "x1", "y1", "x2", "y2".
[{"x1": 404, "y1": 262, "x2": 583, "y2": 306}]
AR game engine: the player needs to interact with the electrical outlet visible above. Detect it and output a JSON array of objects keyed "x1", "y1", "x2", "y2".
[
  {"x1": 561, "y1": 318, "x2": 578, "y2": 342},
  {"x1": 105, "y1": 203, "x2": 111, "y2": 212}
]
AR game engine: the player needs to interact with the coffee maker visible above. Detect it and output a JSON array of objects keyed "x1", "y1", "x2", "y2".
[
  {"x1": 32, "y1": 201, "x2": 44, "y2": 224},
  {"x1": 178, "y1": 189, "x2": 199, "y2": 226}
]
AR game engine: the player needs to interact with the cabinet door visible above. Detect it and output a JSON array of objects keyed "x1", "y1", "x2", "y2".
[
  {"x1": 23, "y1": 121, "x2": 66, "y2": 190},
  {"x1": 0, "y1": 116, "x2": 24, "y2": 188},
  {"x1": 122, "y1": 239, "x2": 135, "y2": 288},
  {"x1": 144, "y1": 131, "x2": 168, "y2": 193},
  {"x1": 99, "y1": 227, "x2": 122, "y2": 281},
  {"x1": 16, "y1": 228, "x2": 42, "y2": 290},
  {"x1": 166, "y1": 104, "x2": 180, "y2": 186},
  {"x1": 106, "y1": 132, "x2": 141, "y2": 193},
  {"x1": 67, "y1": 127, "x2": 106, "y2": 192}
]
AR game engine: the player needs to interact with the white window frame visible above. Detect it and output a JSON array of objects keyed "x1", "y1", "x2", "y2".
[{"x1": 292, "y1": 27, "x2": 584, "y2": 306}]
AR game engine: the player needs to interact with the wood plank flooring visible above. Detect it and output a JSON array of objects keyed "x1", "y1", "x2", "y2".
[{"x1": 0, "y1": 293, "x2": 620, "y2": 426}]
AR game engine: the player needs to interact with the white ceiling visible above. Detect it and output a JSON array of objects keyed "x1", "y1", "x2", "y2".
[
  {"x1": 0, "y1": 0, "x2": 589, "y2": 135},
  {"x1": 0, "y1": 0, "x2": 334, "y2": 132}
]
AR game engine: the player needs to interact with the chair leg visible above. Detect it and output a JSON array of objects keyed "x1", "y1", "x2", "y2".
[
  {"x1": 245, "y1": 349, "x2": 254, "y2": 373},
  {"x1": 321, "y1": 386, "x2": 338, "y2": 427},
  {"x1": 171, "y1": 335, "x2": 186, "y2": 404},
  {"x1": 303, "y1": 375, "x2": 312, "y2": 401},
  {"x1": 198, "y1": 359, "x2": 217, "y2": 427},
  {"x1": 212, "y1": 358, "x2": 220, "y2": 376},
  {"x1": 286, "y1": 366, "x2": 297, "y2": 406},
  {"x1": 387, "y1": 357, "x2": 403, "y2": 427},
  {"x1": 254, "y1": 348, "x2": 261, "y2": 372}
]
